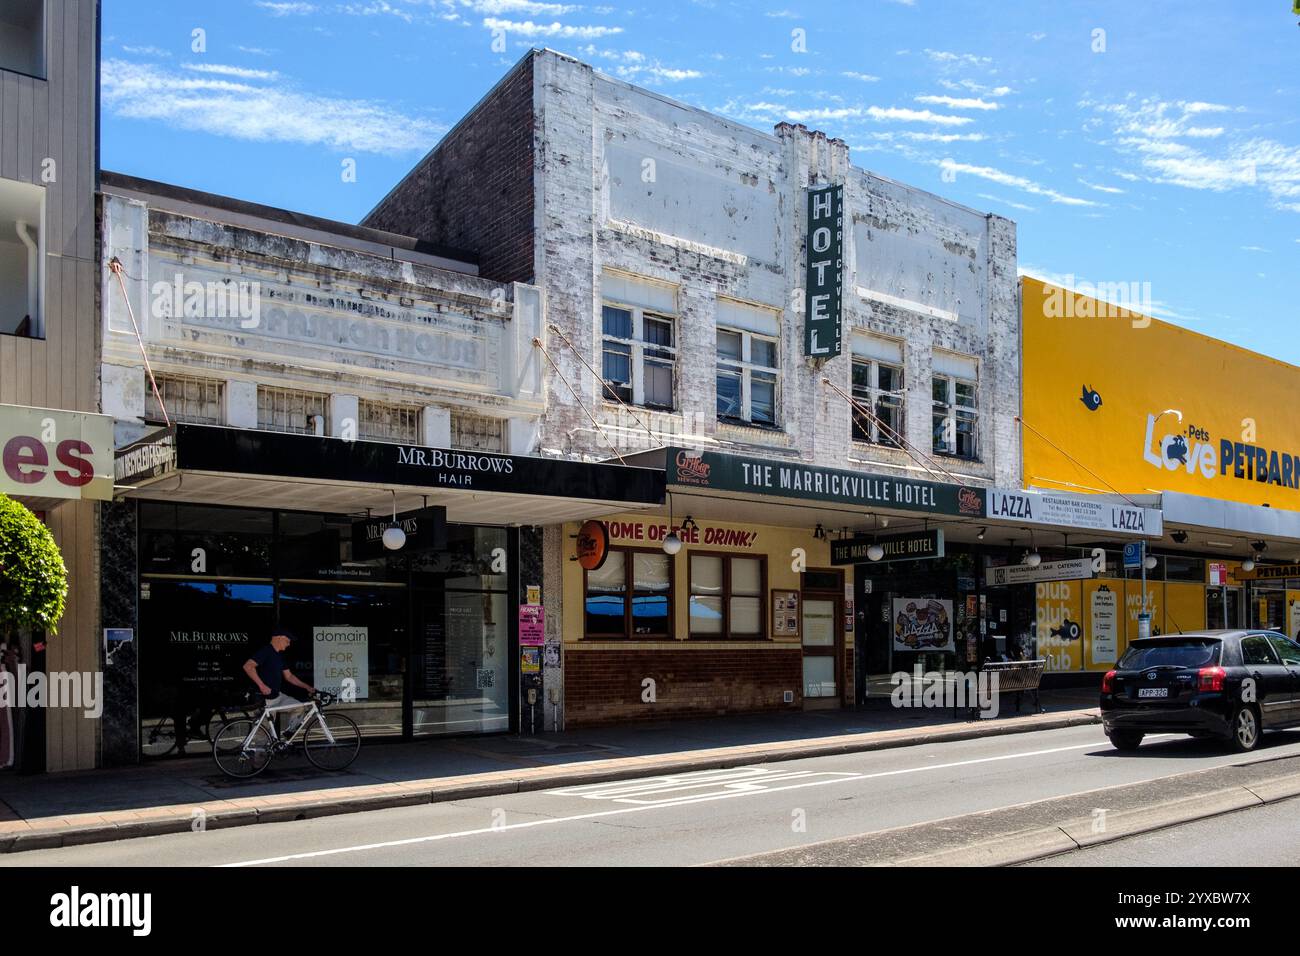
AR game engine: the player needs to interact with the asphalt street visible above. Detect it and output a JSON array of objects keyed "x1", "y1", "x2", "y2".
[{"x1": 7, "y1": 724, "x2": 1300, "y2": 867}]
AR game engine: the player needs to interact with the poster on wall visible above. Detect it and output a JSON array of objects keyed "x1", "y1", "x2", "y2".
[
  {"x1": 313, "y1": 626, "x2": 370, "y2": 699},
  {"x1": 891, "y1": 599, "x2": 954, "y2": 652},
  {"x1": 519, "y1": 604, "x2": 545, "y2": 646},
  {"x1": 1036, "y1": 581, "x2": 1083, "y2": 672},
  {"x1": 1288, "y1": 592, "x2": 1300, "y2": 642},
  {"x1": 1089, "y1": 585, "x2": 1118, "y2": 664}
]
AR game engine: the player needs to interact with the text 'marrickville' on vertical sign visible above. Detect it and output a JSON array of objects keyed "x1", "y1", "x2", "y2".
[{"x1": 803, "y1": 183, "x2": 844, "y2": 359}]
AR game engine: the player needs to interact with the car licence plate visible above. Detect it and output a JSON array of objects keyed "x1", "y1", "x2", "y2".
[{"x1": 1138, "y1": 687, "x2": 1168, "y2": 699}]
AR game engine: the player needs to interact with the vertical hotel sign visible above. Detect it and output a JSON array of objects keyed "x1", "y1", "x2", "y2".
[{"x1": 803, "y1": 184, "x2": 843, "y2": 358}]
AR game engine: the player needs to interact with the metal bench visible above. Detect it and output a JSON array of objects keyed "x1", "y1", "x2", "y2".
[{"x1": 978, "y1": 659, "x2": 1046, "y2": 715}]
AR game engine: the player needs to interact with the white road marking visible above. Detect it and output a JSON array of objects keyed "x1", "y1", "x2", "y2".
[{"x1": 219, "y1": 736, "x2": 1116, "y2": 866}]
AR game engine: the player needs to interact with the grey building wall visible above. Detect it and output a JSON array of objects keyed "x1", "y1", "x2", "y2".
[{"x1": 0, "y1": 0, "x2": 101, "y2": 772}]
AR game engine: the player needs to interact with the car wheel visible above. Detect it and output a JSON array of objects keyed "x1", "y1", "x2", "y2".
[
  {"x1": 1228, "y1": 706, "x2": 1260, "y2": 753},
  {"x1": 1109, "y1": 731, "x2": 1143, "y2": 752}
]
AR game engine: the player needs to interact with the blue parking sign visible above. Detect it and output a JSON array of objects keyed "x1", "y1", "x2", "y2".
[{"x1": 1123, "y1": 542, "x2": 1142, "y2": 570}]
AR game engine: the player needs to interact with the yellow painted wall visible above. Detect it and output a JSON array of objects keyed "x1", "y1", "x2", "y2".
[
  {"x1": 1022, "y1": 277, "x2": 1300, "y2": 510},
  {"x1": 561, "y1": 514, "x2": 837, "y2": 647},
  {"x1": 1035, "y1": 579, "x2": 1083, "y2": 672}
]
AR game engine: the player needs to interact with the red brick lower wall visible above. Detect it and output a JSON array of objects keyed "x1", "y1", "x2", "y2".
[{"x1": 565, "y1": 646, "x2": 806, "y2": 727}]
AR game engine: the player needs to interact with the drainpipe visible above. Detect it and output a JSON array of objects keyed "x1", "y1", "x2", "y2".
[{"x1": 15, "y1": 221, "x2": 38, "y2": 328}]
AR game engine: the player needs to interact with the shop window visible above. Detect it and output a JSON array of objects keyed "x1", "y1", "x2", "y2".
[
  {"x1": 851, "y1": 358, "x2": 904, "y2": 446},
  {"x1": 258, "y1": 385, "x2": 328, "y2": 435},
  {"x1": 584, "y1": 547, "x2": 673, "y2": 638},
  {"x1": 139, "y1": 502, "x2": 272, "y2": 578},
  {"x1": 0, "y1": 0, "x2": 45, "y2": 79},
  {"x1": 145, "y1": 374, "x2": 224, "y2": 426},
  {"x1": 358, "y1": 399, "x2": 421, "y2": 445},
  {"x1": 0, "y1": 176, "x2": 44, "y2": 337},
  {"x1": 689, "y1": 554, "x2": 766, "y2": 637},
  {"x1": 450, "y1": 412, "x2": 504, "y2": 453},
  {"x1": 600, "y1": 304, "x2": 676, "y2": 411},
  {"x1": 716, "y1": 329, "x2": 779, "y2": 427},
  {"x1": 1163, "y1": 555, "x2": 1206, "y2": 583},
  {"x1": 932, "y1": 371, "x2": 978, "y2": 460}
]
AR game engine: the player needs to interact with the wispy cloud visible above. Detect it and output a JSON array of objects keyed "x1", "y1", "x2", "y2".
[
  {"x1": 340, "y1": 1, "x2": 419, "y2": 22},
  {"x1": 728, "y1": 100, "x2": 973, "y2": 126},
  {"x1": 939, "y1": 78, "x2": 1011, "y2": 97},
  {"x1": 923, "y1": 48, "x2": 991, "y2": 68},
  {"x1": 256, "y1": 1, "x2": 317, "y2": 15},
  {"x1": 939, "y1": 159, "x2": 1097, "y2": 206},
  {"x1": 122, "y1": 44, "x2": 172, "y2": 58},
  {"x1": 915, "y1": 94, "x2": 998, "y2": 111},
  {"x1": 100, "y1": 58, "x2": 443, "y2": 155},
  {"x1": 1078, "y1": 179, "x2": 1125, "y2": 194},
  {"x1": 842, "y1": 71, "x2": 880, "y2": 82},
  {"x1": 482, "y1": 16, "x2": 623, "y2": 38},
  {"x1": 1085, "y1": 96, "x2": 1300, "y2": 210},
  {"x1": 460, "y1": 0, "x2": 579, "y2": 13},
  {"x1": 977, "y1": 193, "x2": 1035, "y2": 212},
  {"x1": 183, "y1": 63, "x2": 280, "y2": 81},
  {"x1": 868, "y1": 105, "x2": 973, "y2": 126}
]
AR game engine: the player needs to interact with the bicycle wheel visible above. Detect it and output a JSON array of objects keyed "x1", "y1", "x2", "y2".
[
  {"x1": 303, "y1": 713, "x2": 361, "y2": 771},
  {"x1": 212, "y1": 719, "x2": 275, "y2": 778},
  {"x1": 141, "y1": 718, "x2": 179, "y2": 758}
]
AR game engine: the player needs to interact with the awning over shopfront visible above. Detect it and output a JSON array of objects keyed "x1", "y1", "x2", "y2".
[
  {"x1": 113, "y1": 424, "x2": 664, "y2": 524},
  {"x1": 1154, "y1": 490, "x2": 1300, "y2": 556},
  {"x1": 618, "y1": 447, "x2": 1161, "y2": 549}
]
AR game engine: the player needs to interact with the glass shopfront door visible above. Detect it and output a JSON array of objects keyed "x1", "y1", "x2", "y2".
[
  {"x1": 277, "y1": 582, "x2": 407, "y2": 738},
  {"x1": 410, "y1": 526, "x2": 512, "y2": 736}
]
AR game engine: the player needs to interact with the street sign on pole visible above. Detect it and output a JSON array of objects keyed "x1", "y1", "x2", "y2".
[{"x1": 1123, "y1": 542, "x2": 1142, "y2": 570}]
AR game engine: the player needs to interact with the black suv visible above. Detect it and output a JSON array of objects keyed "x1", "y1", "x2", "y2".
[{"x1": 1100, "y1": 630, "x2": 1300, "y2": 752}]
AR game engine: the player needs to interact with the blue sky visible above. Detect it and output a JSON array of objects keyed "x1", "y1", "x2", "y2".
[{"x1": 101, "y1": 1, "x2": 1300, "y2": 362}]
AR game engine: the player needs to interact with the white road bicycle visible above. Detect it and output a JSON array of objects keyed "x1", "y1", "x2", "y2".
[{"x1": 212, "y1": 691, "x2": 361, "y2": 778}]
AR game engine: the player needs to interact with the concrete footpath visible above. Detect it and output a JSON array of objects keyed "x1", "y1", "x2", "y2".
[{"x1": 0, "y1": 690, "x2": 1100, "y2": 854}]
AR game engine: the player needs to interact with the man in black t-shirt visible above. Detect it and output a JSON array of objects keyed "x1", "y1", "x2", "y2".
[{"x1": 242, "y1": 628, "x2": 316, "y2": 736}]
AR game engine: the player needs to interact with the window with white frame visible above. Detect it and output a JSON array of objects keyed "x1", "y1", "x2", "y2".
[
  {"x1": 715, "y1": 298, "x2": 780, "y2": 427},
  {"x1": 850, "y1": 334, "x2": 905, "y2": 446},
  {"x1": 450, "y1": 412, "x2": 505, "y2": 453},
  {"x1": 358, "y1": 399, "x2": 421, "y2": 444},
  {"x1": 145, "y1": 375, "x2": 224, "y2": 425},
  {"x1": 257, "y1": 386, "x2": 328, "y2": 435},
  {"x1": 600, "y1": 272, "x2": 677, "y2": 411},
  {"x1": 931, "y1": 353, "x2": 979, "y2": 460}
]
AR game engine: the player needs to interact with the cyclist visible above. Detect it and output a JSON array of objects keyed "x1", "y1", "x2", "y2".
[{"x1": 242, "y1": 627, "x2": 317, "y2": 737}]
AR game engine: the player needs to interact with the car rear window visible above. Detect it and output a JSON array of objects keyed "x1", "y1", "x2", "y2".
[{"x1": 1118, "y1": 639, "x2": 1221, "y2": 670}]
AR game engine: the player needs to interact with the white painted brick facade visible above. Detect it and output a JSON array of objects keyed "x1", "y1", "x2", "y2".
[{"x1": 531, "y1": 50, "x2": 1020, "y2": 487}]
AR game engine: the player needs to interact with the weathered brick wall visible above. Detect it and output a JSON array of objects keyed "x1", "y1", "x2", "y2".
[
  {"x1": 530, "y1": 51, "x2": 1020, "y2": 483},
  {"x1": 363, "y1": 54, "x2": 535, "y2": 285},
  {"x1": 565, "y1": 646, "x2": 804, "y2": 726}
]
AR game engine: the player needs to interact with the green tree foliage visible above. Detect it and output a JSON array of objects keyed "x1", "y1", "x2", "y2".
[{"x1": 0, "y1": 493, "x2": 68, "y2": 635}]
